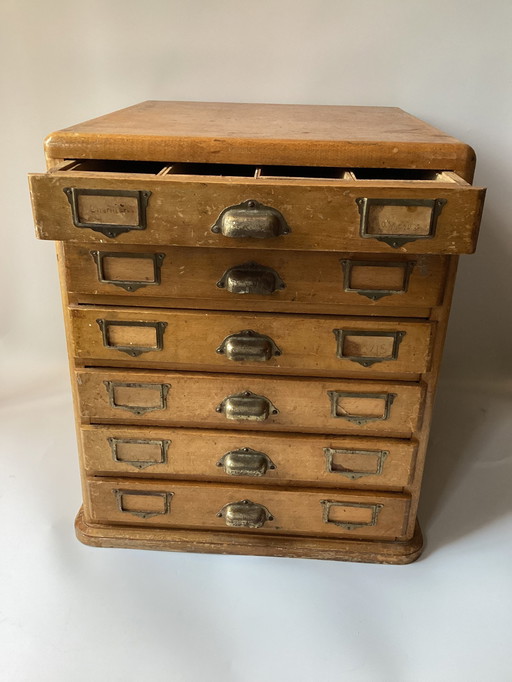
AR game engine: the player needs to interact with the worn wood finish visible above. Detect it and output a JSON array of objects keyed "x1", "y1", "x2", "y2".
[
  {"x1": 75, "y1": 507, "x2": 424, "y2": 564},
  {"x1": 401, "y1": 255, "x2": 460, "y2": 535},
  {"x1": 76, "y1": 368, "x2": 423, "y2": 437},
  {"x1": 63, "y1": 243, "x2": 447, "y2": 315},
  {"x1": 84, "y1": 477, "x2": 411, "y2": 541},
  {"x1": 29, "y1": 170, "x2": 485, "y2": 254},
  {"x1": 81, "y1": 425, "x2": 417, "y2": 490},
  {"x1": 70, "y1": 305, "x2": 433, "y2": 378},
  {"x1": 30, "y1": 102, "x2": 485, "y2": 564},
  {"x1": 44, "y1": 101, "x2": 476, "y2": 180}
]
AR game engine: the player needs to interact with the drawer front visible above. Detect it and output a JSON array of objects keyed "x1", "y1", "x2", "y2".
[
  {"x1": 81, "y1": 425, "x2": 417, "y2": 490},
  {"x1": 71, "y1": 306, "x2": 434, "y2": 378},
  {"x1": 64, "y1": 244, "x2": 447, "y2": 313},
  {"x1": 76, "y1": 369, "x2": 424, "y2": 437},
  {"x1": 85, "y1": 477, "x2": 411, "y2": 540},
  {"x1": 30, "y1": 170, "x2": 484, "y2": 254}
]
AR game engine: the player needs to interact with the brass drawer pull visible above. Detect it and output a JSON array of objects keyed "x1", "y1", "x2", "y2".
[
  {"x1": 217, "y1": 499, "x2": 274, "y2": 528},
  {"x1": 215, "y1": 390, "x2": 279, "y2": 421},
  {"x1": 216, "y1": 261, "x2": 286, "y2": 295},
  {"x1": 356, "y1": 197, "x2": 447, "y2": 248},
  {"x1": 216, "y1": 329, "x2": 281, "y2": 362},
  {"x1": 211, "y1": 199, "x2": 291, "y2": 239},
  {"x1": 96, "y1": 319, "x2": 167, "y2": 357},
  {"x1": 63, "y1": 187, "x2": 151, "y2": 239},
  {"x1": 216, "y1": 447, "x2": 276, "y2": 476}
]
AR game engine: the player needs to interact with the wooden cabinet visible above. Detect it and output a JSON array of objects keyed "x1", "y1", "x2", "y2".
[{"x1": 29, "y1": 101, "x2": 486, "y2": 563}]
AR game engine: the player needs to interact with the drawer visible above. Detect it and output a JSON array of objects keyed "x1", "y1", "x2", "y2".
[
  {"x1": 71, "y1": 306, "x2": 434, "y2": 379},
  {"x1": 63, "y1": 244, "x2": 448, "y2": 315},
  {"x1": 30, "y1": 162, "x2": 485, "y2": 254},
  {"x1": 81, "y1": 425, "x2": 417, "y2": 490},
  {"x1": 85, "y1": 477, "x2": 412, "y2": 540},
  {"x1": 76, "y1": 369, "x2": 424, "y2": 437}
]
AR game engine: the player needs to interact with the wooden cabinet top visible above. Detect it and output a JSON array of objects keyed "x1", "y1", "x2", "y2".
[{"x1": 44, "y1": 101, "x2": 475, "y2": 179}]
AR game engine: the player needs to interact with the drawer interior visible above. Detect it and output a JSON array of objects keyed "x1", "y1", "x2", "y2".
[{"x1": 53, "y1": 159, "x2": 468, "y2": 184}]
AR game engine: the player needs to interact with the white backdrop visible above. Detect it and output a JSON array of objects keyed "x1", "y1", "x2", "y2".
[{"x1": 1, "y1": 2, "x2": 511, "y2": 680}]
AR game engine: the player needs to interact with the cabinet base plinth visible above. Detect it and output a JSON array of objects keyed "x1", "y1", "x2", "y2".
[{"x1": 75, "y1": 507, "x2": 423, "y2": 565}]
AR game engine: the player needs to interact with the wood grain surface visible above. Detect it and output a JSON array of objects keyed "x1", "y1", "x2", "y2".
[
  {"x1": 81, "y1": 424, "x2": 418, "y2": 490},
  {"x1": 76, "y1": 368, "x2": 424, "y2": 437},
  {"x1": 84, "y1": 476, "x2": 411, "y2": 540},
  {"x1": 63, "y1": 243, "x2": 448, "y2": 315},
  {"x1": 43, "y1": 101, "x2": 475, "y2": 180},
  {"x1": 75, "y1": 507, "x2": 424, "y2": 564},
  {"x1": 31, "y1": 103, "x2": 486, "y2": 563},
  {"x1": 30, "y1": 170, "x2": 485, "y2": 253},
  {"x1": 70, "y1": 305, "x2": 434, "y2": 378}
]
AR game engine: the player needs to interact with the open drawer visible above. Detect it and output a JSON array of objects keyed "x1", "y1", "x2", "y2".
[{"x1": 29, "y1": 161, "x2": 486, "y2": 254}]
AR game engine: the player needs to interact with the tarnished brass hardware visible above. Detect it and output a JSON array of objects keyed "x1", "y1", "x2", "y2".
[
  {"x1": 216, "y1": 447, "x2": 276, "y2": 476},
  {"x1": 356, "y1": 197, "x2": 447, "y2": 248},
  {"x1": 90, "y1": 251, "x2": 165, "y2": 292},
  {"x1": 114, "y1": 489, "x2": 173, "y2": 519},
  {"x1": 96, "y1": 319, "x2": 167, "y2": 357},
  {"x1": 332, "y1": 329, "x2": 405, "y2": 367},
  {"x1": 327, "y1": 391, "x2": 396, "y2": 425},
  {"x1": 211, "y1": 199, "x2": 291, "y2": 239},
  {"x1": 103, "y1": 381, "x2": 170, "y2": 416},
  {"x1": 323, "y1": 447, "x2": 389, "y2": 480},
  {"x1": 216, "y1": 499, "x2": 274, "y2": 528},
  {"x1": 320, "y1": 500, "x2": 383, "y2": 530},
  {"x1": 63, "y1": 187, "x2": 151, "y2": 238},
  {"x1": 108, "y1": 437, "x2": 171, "y2": 470},
  {"x1": 216, "y1": 262, "x2": 286, "y2": 295},
  {"x1": 340, "y1": 259, "x2": 415, "y2": 301},
  {"x1": 216, "y1": 329, "x2": 281, "y2": 362},
  {"x1": 215, "y1": 390, "x2": 279, "y2": 421}
]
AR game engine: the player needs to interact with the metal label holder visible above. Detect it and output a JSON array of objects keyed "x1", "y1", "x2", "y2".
[
  {"x1": 356, "y1": 197, "x2": 447, "y2": 248},
  {"x1": 339, "y1": 259, "x2": 415, "y2": 301},
  {"x1": 321, "y1": 500, "x2": 383, "y2": 530},
  {"x1": 103, "y1": 381, "x2": 170, "y2": 416},
  {"x1": 90, "y1": 250, "x2": 165, "y2": 292},
  {"x1": 63, "y1": 187, "x2": 151, "y2": 238},
  {"x1": 108, "y1": 437, "x2": 171, "y2": 470},
  {"x1": 96, "y1": 319, "x2": 167, "y2": 357},
  {"x1": 332, "y1": 329, "x2": 406, "y2": 367},
  {"x1": 327, "y1": 391, "x2": 396, "y2": 425},
  {"x1": 323, "y1": 447, "x2": 389, "y2": 480},
  {"x1": 114, "y1": 489, "x2": 173, "y2": 519}
]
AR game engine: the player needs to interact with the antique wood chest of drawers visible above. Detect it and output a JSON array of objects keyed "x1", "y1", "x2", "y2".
[{"x1": 29, "y1": 101, "x2": 486, "y2": 563}]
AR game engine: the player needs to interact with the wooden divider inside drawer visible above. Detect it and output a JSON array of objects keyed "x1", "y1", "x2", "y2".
[
  {"x1": 85, "y1": 477, "x2": 411, "y2": 540},
  {"x1": 63, "y1": 245, "x2": 448, "y2": 315},
  {"x1": 81, "y1": 425, "x2": 417, "y2": 490},
  {"x1": 70, "y1": 306, "x2": 434, "y2": 378},
  {"x1": 76, "y1": 369, "x2": 424, "y2": 437}
]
